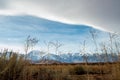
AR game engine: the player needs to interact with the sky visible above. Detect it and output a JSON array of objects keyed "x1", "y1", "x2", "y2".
[
  {"x1": 0, "y1": 0, "x2": 119, "y2": 32},
  {"x1": 0, "y1": 0, "x2": 119, "y2": 53},
  {"x1": 0, "y1": 15, "x2": 109, "y2": 53}
]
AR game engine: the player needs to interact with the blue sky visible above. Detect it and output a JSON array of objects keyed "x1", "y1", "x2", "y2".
[
  {"x1": 0, "y1": 0, "x2": 119, "y2": 53},
  {"x1": 0, "y1": 15, "x2": 109, "y2": 53}
]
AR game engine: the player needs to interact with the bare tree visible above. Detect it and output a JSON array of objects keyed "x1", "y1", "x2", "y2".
[
  {"x1": 90, "y1": 30, "x2": 104, "y2": 80},
  {"x1": 44, "y1": 41, "x2": 53, "y2": 60},
  {"x1": 51, "y1": 40, "x2": 63, "y2": 55},
  {"x1": 80, "y1": 40, "x2": 90, "y2": 80},
  {"x1": 24, "y1": 35, "x2": 39, "y2": 54},
  {"x1": 80, "y1": 41, "x2": 88, "y2": 63},
  {"x1": 108, "y1": 33, "x2": 119, "y2": 62},
  {"x1": 89, "y1": 29, "x2": 98, "y2": 52}
]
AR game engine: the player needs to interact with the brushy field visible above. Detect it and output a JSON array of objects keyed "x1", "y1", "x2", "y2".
[
  {"x1": 0, "y1": 50, "x2": 120, "y2": 80},
  {"x1": 24, "y1": 63, "x2": 120, "y2": 80},
  {"x1": 0, "y1": 32, "x2": 120, "y2": 80}
]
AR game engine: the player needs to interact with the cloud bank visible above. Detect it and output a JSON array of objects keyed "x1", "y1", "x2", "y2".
[{"x1": 0, "y1": 0, "x2": 120, "y2": 33}]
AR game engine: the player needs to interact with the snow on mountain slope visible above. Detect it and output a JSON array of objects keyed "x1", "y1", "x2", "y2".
[{"x1": 27, "y1": 50, "x2": 118, "y2": 63}]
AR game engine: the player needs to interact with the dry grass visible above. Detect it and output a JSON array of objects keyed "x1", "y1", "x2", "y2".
[
  {"x1": 0, "y1": 49, "x2": 120, "y2": 80},
  {"x1": 23, "y1": 63, "x2": 120, "y2": 80},
  {"x1": 0, "y1": 32, "x2": 120, "y2": 80}
]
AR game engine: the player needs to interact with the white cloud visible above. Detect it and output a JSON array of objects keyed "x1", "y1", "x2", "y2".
[{"x1": 0, "y1": 0, "x2": 120, "y2": 33}]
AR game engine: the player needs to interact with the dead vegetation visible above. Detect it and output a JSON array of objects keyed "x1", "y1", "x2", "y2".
[
  {"x1": 0, "y1": 50, "x2": 120, "y2": 80},
  {"x1": 0, "y1": 32, "x2": 120, "y2": 80}
]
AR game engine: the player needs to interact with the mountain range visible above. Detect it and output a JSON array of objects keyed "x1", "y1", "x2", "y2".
[{"x1": 27, "y1": 50, "x2": 118, "y2": 63}]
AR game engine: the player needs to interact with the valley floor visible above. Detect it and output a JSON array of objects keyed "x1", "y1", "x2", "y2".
[
  {"x1": 22, "y1": 62, "x2": 120, "y2": 80},
  {"x1": 0, "y1": 51, "x2": 120, "y2": 80}
]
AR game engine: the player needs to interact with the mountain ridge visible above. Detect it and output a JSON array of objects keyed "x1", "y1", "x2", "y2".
[{"x1": 27, "y1": 50, "x2": 118, "y2": 63}]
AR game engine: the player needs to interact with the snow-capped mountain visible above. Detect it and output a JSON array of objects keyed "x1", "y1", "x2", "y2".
[
  {"x1": 27, "y1": 50, "x2": 119, "y2": 63},
  {"x1": 27, "y1": 50, "x2": 46, "y2": 61},
  {"x1": 27, "y1": 50, "x2": 81, "y2": 63},
  {"x1": 27, "y1": 50, "x2": 82, "y2": 63}
]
